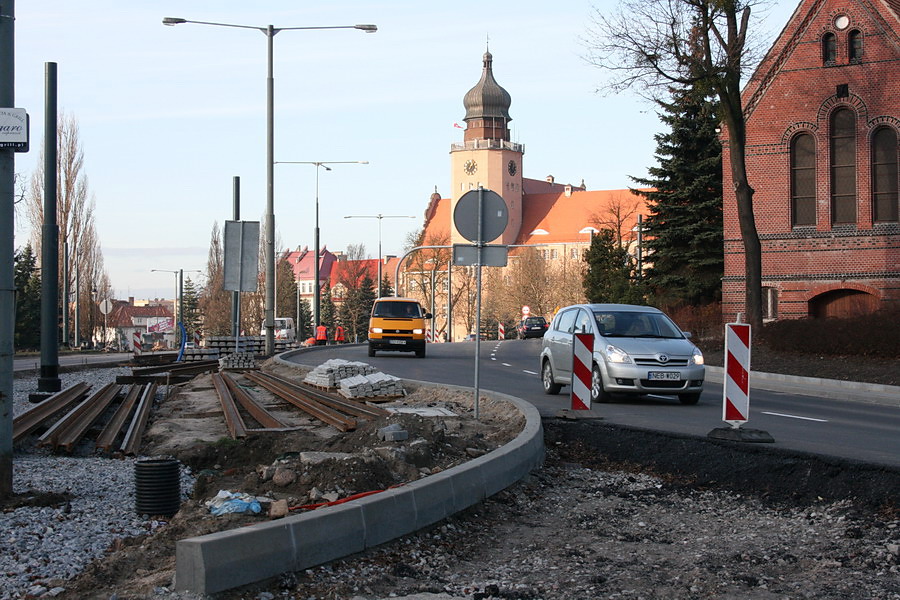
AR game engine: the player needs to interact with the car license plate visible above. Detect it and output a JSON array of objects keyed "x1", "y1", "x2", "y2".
[
  {"x1": 388, "y1": 339, "x2": 406, "y2": 345},
  {"x1": 648, "y1": 371, "x2": 680, "y2": 381}
]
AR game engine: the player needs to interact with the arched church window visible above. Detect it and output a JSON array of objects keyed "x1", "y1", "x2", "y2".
[
  {"x1": 790, "y1": 133, "x2": 816, "y2": 226},
  {"x1": 848, "y1": 30, "x2": 863, "y2": 62},
  {"x1": 830, "y1": 108, "x2": 857, "y2": 224},
  {"x1": 822, "y1": 32, "x2": 837, "y2": 64},
  {"x1": 872, "y1": 127, "x2": 899, "y2": 222}
]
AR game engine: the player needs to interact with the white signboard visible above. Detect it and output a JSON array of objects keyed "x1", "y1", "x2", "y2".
[{"x1": 0, "y1": 108, "x2": 29, "y2": 151}]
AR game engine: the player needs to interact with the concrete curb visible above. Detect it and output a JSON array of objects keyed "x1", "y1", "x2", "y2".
[
  {"x1": 705, "y1": 366, "x2": 899, "y2": 406},
  {"x1": 175, "y1": 369, "x2": 545, "y2": 595}
]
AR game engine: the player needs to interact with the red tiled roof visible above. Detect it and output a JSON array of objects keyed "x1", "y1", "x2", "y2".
[{"x1": 108, "y1": 303, "x2": 173, "y2": 327}]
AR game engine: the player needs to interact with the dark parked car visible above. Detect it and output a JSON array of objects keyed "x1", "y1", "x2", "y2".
[{"x1": 517, "y1": 316, "x2": 548, "y2": 339}]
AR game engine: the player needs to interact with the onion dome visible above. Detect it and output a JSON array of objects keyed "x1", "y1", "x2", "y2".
[{"x1": 463, "y1": 51, "x2": 512, "y2": 122}]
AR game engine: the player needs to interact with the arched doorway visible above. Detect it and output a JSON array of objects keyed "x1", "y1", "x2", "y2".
[{"x1": 808, "y1": 289, "x2": 878, "y2": 318}]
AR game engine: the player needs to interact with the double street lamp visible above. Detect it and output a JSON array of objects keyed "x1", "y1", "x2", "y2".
[
  {"x1": 162, "y1": 16, "x2": 377, "y2": 355},
  {"x1": 344, "y1": 214, "x2": 416, "y2": 297},
  {"x1": 276, "y1": 160, "x2": 368, "y2": 330}
]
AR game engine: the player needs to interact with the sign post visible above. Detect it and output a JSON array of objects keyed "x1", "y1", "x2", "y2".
[{"x1": 708, "y1": 321, "x2": 774, "y2": 443}]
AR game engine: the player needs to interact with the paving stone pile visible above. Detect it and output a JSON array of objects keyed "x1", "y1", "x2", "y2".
[
  {"x1": 303, "y1": 359, "x2": 378, "y2": 388},
  {"x1": 338, "y1": 371, "x2": 405, "y2": 399},
  {"x1": 218, "y1": 352, "x2": 257, "y2": 371}
]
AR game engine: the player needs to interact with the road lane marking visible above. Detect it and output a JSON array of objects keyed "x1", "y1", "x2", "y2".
[
  {"x1": 523, "y1": 370, "x2": 538, "y2": 375},
  {"x1": 761, "y1": 411, "x2": 828, "y2": 422},
  {"x1": 502, "y1": 363, "x2": 512, "y2": 367}
]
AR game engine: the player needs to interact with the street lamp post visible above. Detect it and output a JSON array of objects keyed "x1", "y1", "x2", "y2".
[
  {"x1": 344, "y1": 214, "x2": 416, "y2": 297},
  {"x1": 276, "y1": 161, "x2": 368, "y2": 329},
  {"x1": 162, "y1": 17, "x2": 376, "y2": 355}
]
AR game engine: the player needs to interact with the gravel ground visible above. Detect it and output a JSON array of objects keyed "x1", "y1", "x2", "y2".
[{"x1": 3, "y1": 365, "x2": 899, "y2": 600}]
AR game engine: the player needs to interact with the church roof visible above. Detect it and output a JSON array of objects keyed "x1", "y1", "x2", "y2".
[{"x1": 463, "y1": 51, "x2": 512, "y2": 122}]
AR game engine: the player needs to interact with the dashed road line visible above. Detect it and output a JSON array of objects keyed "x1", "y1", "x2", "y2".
[{"x1": 761, "y1": 411, "x2": 828, "y2": 422}]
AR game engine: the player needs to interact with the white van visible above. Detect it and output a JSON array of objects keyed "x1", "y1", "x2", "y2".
[{"x1": 260, "y1": 317, "x2": 296, "y2": 342}]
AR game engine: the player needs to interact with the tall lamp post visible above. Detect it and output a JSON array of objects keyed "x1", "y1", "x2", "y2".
[
  {"x1": 344, "y1": 214, "x2": 416, "y2": 297},
  {"x1": 276, "y1": 160, "x2": 368, "y2": 329},
  {"x1": 162, "y1": 17, "x2": 377, "y2": 355}
]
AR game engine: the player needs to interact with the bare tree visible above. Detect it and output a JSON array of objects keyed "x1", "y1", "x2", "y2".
[
  {"x1": 585, "y1": 0, "x2": 764, "y2": 327},
  {"x1": 25, "y1": 113, "x2": 110, "y2": 345},
  {"x1": 588, "y1": 192, "x2": 644, "y2": 247},
  {"x1": 198, "y1": 223, "x2": 232, "y2": 335}
]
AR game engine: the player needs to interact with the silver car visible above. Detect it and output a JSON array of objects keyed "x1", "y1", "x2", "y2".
[{"x1": 539, "y1": 303, "x2": 705, "y2": 404}]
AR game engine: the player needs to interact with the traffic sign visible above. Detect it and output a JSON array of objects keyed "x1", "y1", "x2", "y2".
[
  {"x1": 453, "y1": 188, "x2": 508, "y2": 243},
  {"x1": 522, "y1": 305, "x2": 530, "y2": 316},
  {"x1": 99, "y1": 299, "x2": 113, "y2": 315},
  {"x1": 723, "y1": 322, "x2": 751, "y2": 425}
]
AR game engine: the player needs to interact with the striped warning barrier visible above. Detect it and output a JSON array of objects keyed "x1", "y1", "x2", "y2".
[
  {"x1": 193, "y1": 330, "x2": 201, "y2": 346},
  {"x1": 498, "y1": 322, "x2": 505, "y2": 339},
  {"x1": 571, "y1": 332, "x2": 593, "y2": 410},
  {"x1": 132, "y1": 331, "x2": 142, "y2": 356},
  {"x1": 723, "y1": 322, "x2": 751, "y2": 425},
  {"x1": 425, "y1": 328, "x2": 432, "y2": 343}
]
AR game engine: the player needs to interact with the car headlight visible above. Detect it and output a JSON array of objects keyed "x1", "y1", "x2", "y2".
[
  {"x1": 690, "y1": 347, "x2": 704, "y2": 365},
  {"x1": 413, "y1": 328, "x2": 424, "y2": 335},
  {"x1": 605, "y1": 344, "x2": 632, "y2": 364},
  {"x1": 371, "y1": 327, "x2": 383, "y2": 334}
]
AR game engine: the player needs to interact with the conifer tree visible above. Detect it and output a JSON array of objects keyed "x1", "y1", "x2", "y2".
[
  {"x1": 14, "y1": 245, "x2": 42, "y2": 350},
  {"x1": 583, "y1": 229, "x2": 645, "y2": 304},
  {"x1": 631, "y1": 86, "x2": 723, "y2": 306}
]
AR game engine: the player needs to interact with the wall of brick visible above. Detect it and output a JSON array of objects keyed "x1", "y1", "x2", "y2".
[{"x1": 722, "y1": 0, "x2": 900, "y2": 321}]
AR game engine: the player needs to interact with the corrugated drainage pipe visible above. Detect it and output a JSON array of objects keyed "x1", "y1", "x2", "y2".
[{"x1": 135, "y1": 458, "x2": 181, "y2": 517}]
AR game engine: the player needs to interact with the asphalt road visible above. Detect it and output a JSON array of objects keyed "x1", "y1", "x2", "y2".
[{"x1": 286, "y1": 339, "x2": 900, "y2": 468}]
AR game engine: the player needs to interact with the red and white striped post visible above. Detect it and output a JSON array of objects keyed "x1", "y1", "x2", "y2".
[
  {"x1": 498, "y1": 321, "x2": 505, "y2": 339},
  {"x1": 193, "y1": 330, "x2": 201, "y2": 346},
  {"x1": 723, "y1": 322, "x2": 751, "y2": 426},
  {"x1": 571, "y1": 332, "x2": 593, "y2": 410},
  {"x1": 132, "y1": 331, "x2": 142, "y2": 356}
]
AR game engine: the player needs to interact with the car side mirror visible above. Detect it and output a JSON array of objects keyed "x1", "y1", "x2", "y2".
[
  {"x1": 425, "y1": 312, "x2": 433, "y2": 319},
  {"x1": 683, "y1": 331, "x2": 692, "y2": 339}
]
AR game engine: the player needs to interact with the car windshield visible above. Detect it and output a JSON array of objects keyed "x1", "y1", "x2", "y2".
[
  {"x1": 525, "y1": 317, "x2": 545, "y2": 326},
  {"x1": 373, "y1": 302, "x2": 421, "y2": 318},
  {"x1": 592, "y1": 310, "x2": 683, "y2": 339}
]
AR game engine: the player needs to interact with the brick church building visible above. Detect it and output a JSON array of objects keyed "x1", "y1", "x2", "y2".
[{"x1": 722, "y1": 0, "x2": 900, "y2": 321}]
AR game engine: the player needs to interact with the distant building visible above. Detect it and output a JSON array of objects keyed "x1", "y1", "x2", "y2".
[
  {"x1": 105, "y1": 297, "x2": 173, "y2": 350},
  {"x1": 722, "y1": 0, "x2": 900, "y2": 320}
]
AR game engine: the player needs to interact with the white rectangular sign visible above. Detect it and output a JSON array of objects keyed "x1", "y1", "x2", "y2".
[{"x1": 0, "y1": 108, "x2": 29, "y2": 150}]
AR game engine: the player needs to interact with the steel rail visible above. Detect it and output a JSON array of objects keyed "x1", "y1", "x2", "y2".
[
  {"x1": 132, "y1": 359, "x2": 220, "y2": 376},
  {"x1": 96, "y1": 383, "x2": 143, "y2": 452},
  {"x1": 260, "y1": 372, "x2": 390, "y2": 420},
  {"x1": 121, "y1": 382, "x2": 158, "y2": 456},
  {"x1": 38, "y1": 383, "x2": 118, "y2": 450},
  {"x1": 221, "y1": 372, "x2": 288, "y2": 429},
  {"x1": 243, "y1": 371, "x2": 356, "y2": 432},
  {"x1": 211, "y1": 372, "x2": 247, "y2": 439},
  {"x1": 12, "y1": 382, "x2": 91, "y2": 443},
  {"x1": 53, "y1": 383, "x2": 123, "y2": 452}
]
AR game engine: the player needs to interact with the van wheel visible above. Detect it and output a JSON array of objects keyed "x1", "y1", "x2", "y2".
[
  {"x1": 591, "y1": 365, "x2": 612, "y2": 403},
  {"x1": 542, "y1": 360, "x2": 561, "y2": 395},
  {"x1": 415, "y1": 349, "x2": 426, "y2": 358},
  {"x1": 368, "y1": 346, "x2": 376, "y2": 357}
]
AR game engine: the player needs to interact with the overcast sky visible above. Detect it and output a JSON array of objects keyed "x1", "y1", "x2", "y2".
[{"x1": 11, "y1": 1, "x2": 797, "y2": 300}]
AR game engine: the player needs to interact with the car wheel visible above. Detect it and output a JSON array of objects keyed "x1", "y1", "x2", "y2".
[
  {"x1": 591, "y1": 364, "x2": 613, "y2": 403},
  {"x1": 679, "y1": 392, "x2": 701, "y2": 405},
  {"x1": 368, "y1": 345, "x2": 376, "y2": 357},
  {"x1": 542, "y1": 360, "x2": 561, "y2": 395},
  {"x1": 415, "y1": 348, "x2": 426, "y2": 358}
]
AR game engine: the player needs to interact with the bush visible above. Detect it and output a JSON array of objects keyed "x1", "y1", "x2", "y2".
[
  {"x1": 757, "y1": 307, "x2": 900, "y2": 359},
  {"x1": 660, "y1": 302, "x2": 724, "y2": 347}
]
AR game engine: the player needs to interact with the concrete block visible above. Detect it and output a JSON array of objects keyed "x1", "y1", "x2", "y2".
[{"x1": 356, "y1": 487, "x2": 418, "y2": 547}]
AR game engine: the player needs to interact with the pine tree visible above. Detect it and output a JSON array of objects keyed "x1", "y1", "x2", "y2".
[
  {"x1": 14, "y1": 245, "x2": 42, "y2": 350},
  {"x1": 319, "y1": 281, "x2": 336, "y2": 337},
  {"x1": 297, "y1": 298, "x2": 313, "y2": 341},
  {"x1": 379, "y1": 275, "x2": 394, "y2": 298},
  {"x1": 631, "y1": 86, "x2": 723, "y2": 306},
  {"x1": 182, "y1": 277, "x2": 202, "y2": 339},
  {"x1": 583, "y1": 229, "x2": 645, "y2": 304}
]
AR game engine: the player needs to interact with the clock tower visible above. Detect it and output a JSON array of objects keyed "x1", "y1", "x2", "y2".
[{"x1": 450, "y1": 50, "x2": 524, "y2": 245}]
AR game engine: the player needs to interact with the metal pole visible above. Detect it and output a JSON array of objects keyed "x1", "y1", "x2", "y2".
[
  {"x1": 264, "y1": 24, "x2": 275, "y2": 356},
  {"x1": 377, "y1": 216, "x2": 382, "y2": 297},
  {"x1": 636, "y1": 214, "x2": 643, "y2": 278},
  {"x1": 313, "y1": 165, "x2": 320, "y2": 329},
  {"x1": 447, "y1": 260, "x2": 452, "y2": 342},
  {"x1": 178, "y1": 269, "x2": 184, "y2": 344},
  {"x1": 0, "y1": 0, "x2": 16, "y2": 498},
  {"x1": 38, "y1": 61, "x2": 60, "y2": 393},
  {"x1": 232, "y1": 176, "x2": 240, "y2": 338},
  {"x1": 473, "y1": 186, "x2": 484, "y2": 419}
]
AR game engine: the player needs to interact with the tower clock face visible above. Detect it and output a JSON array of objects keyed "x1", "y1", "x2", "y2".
[
  {"x1": 463, "y1": 159, "x2": 478, "y2": 175},
  {"x1": 507, "y1": 160, "x2": 517, "y2": 176}
]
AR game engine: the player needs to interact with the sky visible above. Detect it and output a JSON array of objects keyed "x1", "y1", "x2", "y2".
[{"x1": 11, "y1": 1, "x2": 799, "y2": 301}]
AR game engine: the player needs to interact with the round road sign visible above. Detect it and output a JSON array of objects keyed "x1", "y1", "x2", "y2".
[
  {"x1": 522, "y1": 305, "x2": 531, "y2": 316},
  {"x1": 453, "y1": 188, "x2": 508, "y2": 243}
]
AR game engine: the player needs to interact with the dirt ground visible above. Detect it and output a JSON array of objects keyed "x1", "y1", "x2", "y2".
[{"x1": 58, "y1": 359, "x2": 525, "y2": 599}]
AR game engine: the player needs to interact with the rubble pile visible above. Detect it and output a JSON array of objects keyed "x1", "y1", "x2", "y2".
[
  {"x1": 339, "y1": 372, "x2": 406, "y2": 399},
  {"x1": 303, "y1": 359, "x2": 378, "y2": 388}
]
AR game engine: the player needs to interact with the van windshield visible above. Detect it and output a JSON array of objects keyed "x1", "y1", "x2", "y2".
[{"x1": 373, "y1": 302, "x2": 422, "y2": 318}]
